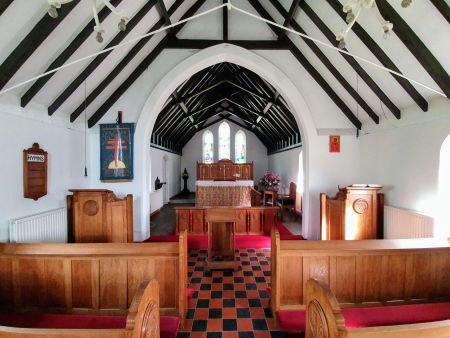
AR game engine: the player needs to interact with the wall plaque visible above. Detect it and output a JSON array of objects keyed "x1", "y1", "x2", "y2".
[{"x1": 23, "y1": 143, "x2": 48, "y2": 200}]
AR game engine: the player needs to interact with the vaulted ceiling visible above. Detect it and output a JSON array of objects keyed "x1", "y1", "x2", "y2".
[
  {"x1": 0, "y1": 0, "x2": 449, "y2": 153},
  {"x1": 151, "y1": 62, "x2": 301, "y2": 154}
]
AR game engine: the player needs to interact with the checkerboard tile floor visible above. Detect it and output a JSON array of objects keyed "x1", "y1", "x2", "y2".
[{"x1": 177, "y1": 248, "x2": 289, "y2": 338}]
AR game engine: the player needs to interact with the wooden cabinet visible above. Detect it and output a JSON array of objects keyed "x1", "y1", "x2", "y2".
[
  {"x1": 235, "y1": 209, "x2": 247, "y2": 233},
  {"x1": 197, "y1": 160, "x2": 253, "y2": 180},
  {"x1": 67, "y1": 189, "x2": 133, "y2": 243},
  {"x1": 248, "y1": 209, "x2": 262, "y2": 234},
  {"x1": 191, "y1": 209, "x2": 205, "y2": 234}
]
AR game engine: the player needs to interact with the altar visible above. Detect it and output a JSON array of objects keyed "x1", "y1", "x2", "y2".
[{"x1": 196, "y1": 180, "x2": 254, "y2": 207}]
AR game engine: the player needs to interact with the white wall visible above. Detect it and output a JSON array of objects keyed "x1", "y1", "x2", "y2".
[
  {"x1": 0, "y1": 104, "x2": 86, "y2": 242},
  {"x1": 149, "y1": 147, "x2": 181, "y2": 214},
  {"x1": 181, "y1": 120, "x2": 269, "y2": 192},
  {"x1": 360, "y1": 97, "x2": 450, "y2": 220},
  {"x1": 269, "y1": 147, "x2": 302, "y2": 193}
]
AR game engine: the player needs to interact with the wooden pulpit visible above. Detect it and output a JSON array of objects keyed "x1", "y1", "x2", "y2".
[
  {"x1": 206, "y1": 208, "x2": 238, "y2": 271},
  {"x1": 320, "y1": 185, "x2": 384, "y2": 240},
  {"x1": 67, "y1": 189, "x2": 133, "y2": 243}
]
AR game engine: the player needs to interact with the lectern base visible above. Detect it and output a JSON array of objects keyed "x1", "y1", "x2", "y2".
[{"x1": 206, "y1": 259, "x2": 239, "y2": 271}]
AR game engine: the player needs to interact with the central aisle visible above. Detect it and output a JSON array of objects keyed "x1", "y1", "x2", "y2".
[{"x1": 177, "y1": 248, "x2": 287, "y2": 338}]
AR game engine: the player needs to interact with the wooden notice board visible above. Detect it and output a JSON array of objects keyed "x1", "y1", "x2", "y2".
[{"x1": 23, "y1": 143, "x2": 47, "y2": 200}]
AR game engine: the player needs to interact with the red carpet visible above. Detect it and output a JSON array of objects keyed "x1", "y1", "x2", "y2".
[{"x1": 145, "y1": 223, "x2": 304, "y2": 249}]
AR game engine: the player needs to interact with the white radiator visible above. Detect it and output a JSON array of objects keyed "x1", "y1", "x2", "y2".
[
  {"x1": 8, "y1": 208, "x2": 68, "y2": 243},
  {"x1": 384, "y1": 206, "x2": 434, "y2": 239}
]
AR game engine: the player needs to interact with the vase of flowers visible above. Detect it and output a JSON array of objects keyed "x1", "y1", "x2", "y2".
[{"x1": 259, "y1": 170, "x2": 280, "y2": 191}]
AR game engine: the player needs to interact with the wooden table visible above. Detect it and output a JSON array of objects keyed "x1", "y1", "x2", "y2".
[{"x1": 205, "y1": 208, "x2": 239, "y2": 271}]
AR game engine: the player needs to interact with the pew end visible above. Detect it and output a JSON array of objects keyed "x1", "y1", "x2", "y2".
[{"x1": 305, "y1": 278, "x2": 348, "y2": 338}]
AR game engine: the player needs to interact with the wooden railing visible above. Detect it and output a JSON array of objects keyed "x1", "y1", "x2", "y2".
[{"x1": 176, "y1": 206, "x2": 278, "y2": 235}]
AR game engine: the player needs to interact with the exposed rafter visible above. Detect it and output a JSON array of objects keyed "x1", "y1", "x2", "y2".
[
  {"x1": 0, "y1": 0, "x2": 13, "y2": 16},
  {"x1": 156, "y1": 0, "x2": 171, "y2": 27},
  {"x1": 248, "y1": 0, "x2": 361, "y2": 128},
  {"x1": 0, "y1": 1, "x2": 78, "y2": 90},
  {"x1": 376, "y1": 0, "x2": 450, "y2": 100},
  {"x1": 288, "y1": 0, "x2": 401, "y2": 119},
  {"x1": 430, "y1": 0, "x2": 450, "y2": 24},
  {"x1": 325, "y1": 0, "x2": 428, "y2": 112},
  {"x1": 70, "y1": 0, "x2": 184, "y2": 122},
  {"x1": 165, "y1": 39, "x2": 289, "y2": 50},
  {"x1": 21, "y1": 0, "x2": 124, "y2": 108},
  {"x1": 88, "y1": 0, "x2": 209, "y2": 127},
  {"x1": 223, "y1": 0, "x2": 228, "y2": 41},
  {"x1": 48, "y1": 0, "x2": 158, "y2": 116},
  {"x1": 278, "y1": 0, "x2": 302, "y2": 40}
]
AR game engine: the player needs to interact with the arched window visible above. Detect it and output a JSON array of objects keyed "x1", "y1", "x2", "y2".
[
  {"x1": 235, "y1": 130, "x2": 246, "y2": 163},
  {"x1": 218, "y1": 122, "x2": 230, "y2": 160},
  {"x1": 437, "y1": 135, "x2": 450, "y2": 238},
  {"x1": 202, "y1": 130, "x2": 214, "y2": 163}
]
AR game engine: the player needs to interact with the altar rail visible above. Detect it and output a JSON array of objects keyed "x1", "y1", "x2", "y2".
[
  {"x1": 0, "y1": 232, "x2": 188, "y2": 319},
  {"x1": 176, "y1": 207, "x2": 278, "y2": 235},
  {"x1": 270, "y1": 229, "x2": 450, "y2": 314}
]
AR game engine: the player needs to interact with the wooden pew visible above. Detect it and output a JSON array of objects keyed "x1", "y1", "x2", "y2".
[
  {"x1": 176, "y1": 206, "x2": 278, "y2": 235},
  {"x1": 0, "y1": 231, "x2": 188, "y2": 320},
  {"x1": 0, "y1": 279, "x2": 161, "y2": 338},
  {"x1": 270, "y1": 229, "x2": 450, "y2": 315},
  {"x1": 305, "y1": 278, "x2": 450, "y2": 338}
]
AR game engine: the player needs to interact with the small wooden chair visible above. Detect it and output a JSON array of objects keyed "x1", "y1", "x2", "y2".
[{"x1": 277, "y1": 182, "x2": 297, "y2": 221}]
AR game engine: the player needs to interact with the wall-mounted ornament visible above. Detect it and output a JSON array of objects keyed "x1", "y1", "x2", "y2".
[
  {"x1": 23, "y1": 143, "x2": 48, "y2": 200},
  {"x1": 100, "y1": 122, "x2": 135, "y2": 182},
  {"x1": 329, "y1": 135, "x2": 340, "y2": 153}
]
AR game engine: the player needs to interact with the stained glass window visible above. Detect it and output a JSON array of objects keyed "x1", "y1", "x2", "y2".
[
  {"x1": 235, "y1": 130, "x2": 246, "y2": 163},
  {"x1": 218, "y1": 122, "x2": 230, "y2": 160},
  {"x1": 202, "y1": 130, "x2": 214, "y2": 163}
]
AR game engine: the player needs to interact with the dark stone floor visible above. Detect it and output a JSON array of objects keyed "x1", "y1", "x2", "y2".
[{"x1": 150, "y1": 202, "x2": 194, "y2": 235}]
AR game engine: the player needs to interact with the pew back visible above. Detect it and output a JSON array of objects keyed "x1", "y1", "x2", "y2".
[
  {"x1": 0, "y1": 279, "x2": 160, "y2": 338},
  {"x1": 0, "y1": 231, "x2": 188, "y2": 319},
  {"x1": 271, "y1": 229, "x2": 450, "y2": 314},
  {"x1": 305, "y1": 278, "x2": 450, "y2": 338}
]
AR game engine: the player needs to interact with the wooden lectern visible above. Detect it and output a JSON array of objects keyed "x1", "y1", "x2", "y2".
[
  {"x1": 67, "y1": 189, "x2": 133, "y2": 243},
  {"x1": 206, "y1": 208, "x2": 238, "y2": 271},
  {"x1": 320, "y1": 185, "x2": 384, "y2": 240}
]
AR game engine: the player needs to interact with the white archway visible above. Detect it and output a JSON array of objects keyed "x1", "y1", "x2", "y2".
[{"x1": 134, "y1": 44, "x2": 318, "y2": 240}]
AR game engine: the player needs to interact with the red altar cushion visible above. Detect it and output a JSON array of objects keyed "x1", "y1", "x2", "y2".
[
  {"x1": 342, "y1": 302, "x2": 450, "y2": 328},
  {"x1": 276, "y1": 310, "x2": 306, "y2": 332},
  {"x1": 160, "y1": 316, "x2": 180, "y2": 338}
]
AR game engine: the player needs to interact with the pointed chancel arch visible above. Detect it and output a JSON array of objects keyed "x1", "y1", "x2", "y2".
[
  {"x1": 218, "y1": 122, "x2": 230, "y2": 160},
  {"x1": 135, "y1": 44, "x2": 318, "y2": 240},
  {"x1": 202, "y1": 130, "x2": 214, "y2": 163},
  {"x1": 235, "y1": 130, "x2": 246, "y2": 163}
]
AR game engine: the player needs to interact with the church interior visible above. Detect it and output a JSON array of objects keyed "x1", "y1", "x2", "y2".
[{"x1": 0, "y1": 0, "x2": 449, "y2": 337}]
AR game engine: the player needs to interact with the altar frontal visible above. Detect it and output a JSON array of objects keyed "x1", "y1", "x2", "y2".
[{"x1": 196, "y1": 180, "x2": 253, "y2": 207}]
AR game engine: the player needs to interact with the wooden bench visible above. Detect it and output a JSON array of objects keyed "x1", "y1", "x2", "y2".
[
  {"x1": 305, "y1": 278, "x2": 450, "y2": 338},
  {"x1": 0, "y1": 231, "x2": 188, "y2": 321},
  {"x1": 270, "y1": 229, "x2": 450, "y2": 333},
  {"x1": 0, "y1": 279, "x2": 175, "y2": 338},
  {"x1": 176, "y1": 206, "x2": 278, "y2": 235}
]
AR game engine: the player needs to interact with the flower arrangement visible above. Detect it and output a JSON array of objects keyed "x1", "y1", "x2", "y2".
[{"x1": 259, "y1": 170, "x2": 280, "y2": 191}]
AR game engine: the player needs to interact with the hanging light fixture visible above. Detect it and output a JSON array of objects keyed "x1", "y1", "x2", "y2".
[
  {"x1": 47, "y1": 0, "x2": 129, "y2": 43},
  {"x1": 336, "y1": 0, "x2": 412, "y2": 49}
]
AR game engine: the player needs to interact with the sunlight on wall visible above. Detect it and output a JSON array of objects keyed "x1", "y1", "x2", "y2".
[{"x1": 437, "y1": 135, "x2": 450, "y2": 238}]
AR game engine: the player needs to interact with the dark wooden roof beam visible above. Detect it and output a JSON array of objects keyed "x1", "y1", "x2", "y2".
[
  {"x1": 0, "y1": 0, "x2": 13, "y2": 16},
  {"x1": 325, "y1": 0, "x2": 428, "y2": 111},
  {"x1": 165, "y1": 38, "x2": 289, "y2": 50},
  {"x1": 430, "y1": 0, "x2": 450, "y2": 24},
  {"x1": 0, "y1": 1, "x2": 78, "y2": 90},
  {"x1": 278, "y1": 0, "x2": 302, "y2": 39}
]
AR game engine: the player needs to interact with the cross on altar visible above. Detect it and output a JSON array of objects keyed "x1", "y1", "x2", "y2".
[{"x1": 106, "y1": 133, "x2": 127, "y2": 169}]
